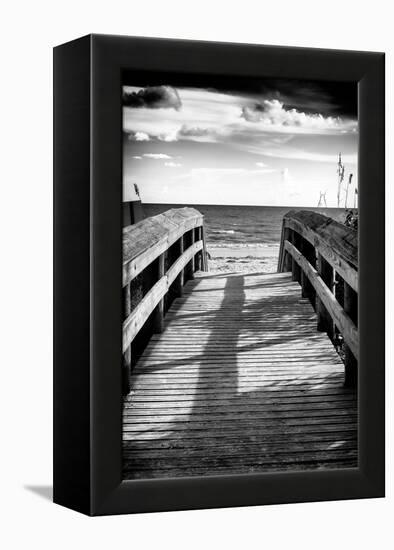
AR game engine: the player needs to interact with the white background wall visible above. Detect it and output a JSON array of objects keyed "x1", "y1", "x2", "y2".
[{"x1": 0, "y1": 1, "x2": 392, "y2": 548}]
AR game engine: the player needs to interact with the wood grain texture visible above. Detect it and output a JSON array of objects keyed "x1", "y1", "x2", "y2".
[
  {"x1": 123, "y1": 273, "x2": 357, "y2": 479},
  {"x1": 123, "y1": 207, "x2": 203, "y2": 286},
  {"x1": 123, "y1": 271, "x2": 357, "y2": 479},
  {"x1": 284, "y1": 240, "x2": 358, "y2": 359},
  {"x1": 278, "y1": 210, "x2": 358, "y2": 290},
  {"x1": 123, "y1": 241, "x2": 203, "y2": 352}
]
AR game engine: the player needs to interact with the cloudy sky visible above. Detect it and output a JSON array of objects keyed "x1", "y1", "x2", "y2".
[{"x1": 122, "y1": 74, "x2": 358, "y2": 207}]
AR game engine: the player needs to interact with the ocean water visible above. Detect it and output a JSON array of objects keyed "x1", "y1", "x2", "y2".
[{"x1": 143, "y1": 203, "x2": 348, "y2": 248}]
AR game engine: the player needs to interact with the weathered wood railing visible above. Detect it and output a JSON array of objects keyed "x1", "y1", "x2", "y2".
[
  {"x1": 122, "y1": 207, "x2": 208, "y2": 393},
  {"x1": 278, "y1": 210, "x2": 358, "y2": 387}
]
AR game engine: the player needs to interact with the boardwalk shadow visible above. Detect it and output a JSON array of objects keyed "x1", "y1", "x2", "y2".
[{"x1": 123, "y1": 272, "x2": 357, "y2": 478}]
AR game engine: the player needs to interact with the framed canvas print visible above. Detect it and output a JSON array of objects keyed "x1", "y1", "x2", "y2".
[{"x1": 54, "y1": 34, "x2": 385, "y2": 515}]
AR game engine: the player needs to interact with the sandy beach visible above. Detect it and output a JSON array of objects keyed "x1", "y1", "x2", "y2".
[{"x1": 207, "y1": 244, "x2": 280, "y2": 274}]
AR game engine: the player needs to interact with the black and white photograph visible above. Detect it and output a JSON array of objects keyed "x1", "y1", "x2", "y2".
[
  {"x1": 1, "y1": 0, "x2": 389, "y2": 539},
  {"x1": 122, "y1": 72, "x2": 359, "y2": 479}
]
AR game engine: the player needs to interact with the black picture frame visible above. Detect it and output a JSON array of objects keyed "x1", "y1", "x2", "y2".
[{"x1": 54, "y1": 34, "x2": 385, "y2": 516}]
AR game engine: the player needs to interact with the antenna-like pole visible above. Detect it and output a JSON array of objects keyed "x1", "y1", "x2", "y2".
[
  {"x1": 337, "y1": 153, "x2": 345, "y2": 207},
  {"x1": 345, "y1": 173, "x2": 353, "y2": 209}
]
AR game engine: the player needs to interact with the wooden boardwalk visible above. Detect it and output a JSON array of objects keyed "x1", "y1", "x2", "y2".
[{"x1": 123, "y1": 271, "x2": 357, "y2": 479}]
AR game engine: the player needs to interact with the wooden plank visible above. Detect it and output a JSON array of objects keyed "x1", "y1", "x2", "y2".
[
  {"x1": 124, "y1": 424, "x2": 357, "y2": 441},
  {"x1": 126, "y1": 391, "x2": 356, "y2": 403},
  {"x1": 124, "y1": 449, "x2": 357, "y2": 467},
  {"x1": 124, "y1": 438, "x2": 357, "y2": 457},
  {"x1": 124, "y1": 430, "x2": 357, "y2": 445},
  {"x1": 125, "y1": 403, "x2": 357, "y2": 416},
  {"x1": 123, "y1": 417, "x2": 357, "y2": 433},
  {"x1": 129, "y1": 388, "x2": 355, "y2": 399},
  {"x1": 125, "y1": 411, "x2": 357, "y2": 422}
]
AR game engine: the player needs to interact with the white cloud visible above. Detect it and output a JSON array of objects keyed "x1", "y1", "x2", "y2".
[
  {"x1": 256, "y1": 162, "x2": 268, "y2": 168},
  {"x1": 143, "y1": 153, "x2": 172, "y2": 160},
  {"x1": 133, "y1": 132, "x2": 150, "y2": 141},
  {"x1": 158, "y1": 129, "x2": 179, "y2": 142},
  {"x1": 164, "y1": 162, "x2": 182, "y2": 167},
  {"x1": 241, "y1": 99, "x2": 356, "y2": 133},
  {"x1": 132, "y1": 156, "x2": 142, "y2": 159}
]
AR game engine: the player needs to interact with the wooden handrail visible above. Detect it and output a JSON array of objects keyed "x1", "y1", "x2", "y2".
[
  {"x1": 123, "y1": 241, "x2": 203, "y2": 352},
  {"x1": 122, "y1": 207, "x2": 208, "y2": 393},
  {"x1": 278, "y1": 210, "x2": 358, "y2": 387},
  {"x1": 123, "y1": 207, "x2": 204, "y2": 287},
  {"x1": 278, "y1": 210, "x2": 358, "y2": 290}
]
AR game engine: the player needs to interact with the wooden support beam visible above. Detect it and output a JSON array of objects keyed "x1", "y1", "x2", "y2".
[
  {"x1": 284, "y1": 240, "x2": 358, "y2": 360},
  {"x1": 123, "y1": 283, "x2": 131, "y2": 395},
  {"x1": 195, "y1": 227, "x2": 202, "y2": 272},
  {"x1": 291, "y1": 233, "x2": 301, "y2": 283},
  {"x1": 283, "y1": 228, "x2": 292, "y2": 272},
  {"x1": 152, "y1": 253, "x2": 165, "y2": 334},
  {"x1": 304, "y1": 239, "x2": 317, "y2": 308},
  {"x1": 300, "y1": 238, "x2": 315, "y2": 307},
  {"x1": 174, "y1": 236, "x2": 184, "y2": 297},
  {"x1": 185, "y1": 230, "x2": 195, "y2": 281},
  {"x1": 316, "y1": 253, "x2": 335, "y2": 340},
  {"x1": 201, "y1": 226, "x2": 209, "y2": 271},
  {"x1": 343, "y1": 282, "x2": 358, "y2": 387}
]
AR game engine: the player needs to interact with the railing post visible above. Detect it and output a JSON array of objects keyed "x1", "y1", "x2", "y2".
[
  {"x1": 316, "y1": 253, "x2": 335, "y2": 340},
  {"x1": 122, "y1": 282, "x2": 131, "y2": 395},
  {"x1": 344, "y1": 282, "x2": 358, "y2": 387},
  {"x1": 291, "y1": 232, "x2": 301, "y2": 283},
  {"x1": 185, "y1": 229, "x2": 195, "y2": 281},
  {"x1": 283, "y1": 227, "x2": 292, "y2": 271},
  {"x1": 174, "y1": 235, "x2": 184, "y2": 297},
  {"x1": 152, "y1": 253, "x2": 165, "y2": 333},
  {"x1": 195, "y1": 226, "x2": 202, "y2": 272},
  {"x1": 300, "y1": 238, "x2": 316, "y2": 307},
  {"x1": 201, "y1": 226, "x2": 208, "y2": 271}
]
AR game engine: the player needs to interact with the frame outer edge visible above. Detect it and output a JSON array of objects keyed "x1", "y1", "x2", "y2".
[
  {"x1": 78, "y1": 35, "x2": 385, "y2": 515},
  {"x1": 53, "y1": 35, "x2": 92, "y2": 515}
]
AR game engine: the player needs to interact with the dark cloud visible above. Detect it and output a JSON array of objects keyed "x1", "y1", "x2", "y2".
[
  {"x1": 122, "y1": 71, "x2": 357, "y2": 117},
  {"x1": 178, "y1": 125, "x2": 211, "y2": 138},
  {"x1": 123, "y1": 85, "x2": 182, "y2": 110},
  {"x1": 241, "y1": 103, "x2": 267, "y2": 122}
]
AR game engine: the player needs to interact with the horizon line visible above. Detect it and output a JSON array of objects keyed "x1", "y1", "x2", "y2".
[{"x1": 139, "y1": 201, "x2": 351, "y2": 209}]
